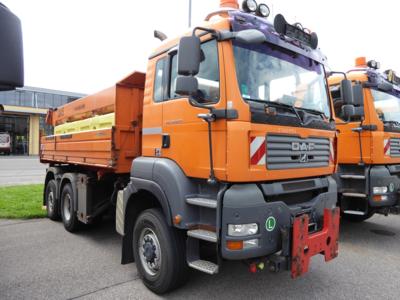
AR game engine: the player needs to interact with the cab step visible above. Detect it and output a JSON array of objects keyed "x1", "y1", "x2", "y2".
[
  {"x1": 343, "y1": 210, "x2": 366, "y2": 216},
  {"x1": 342, "y1": 192, "x2": 367, "y2": 198},
  {"x1": 186, "y1": 197, "x2": 217, "y2": 209},
  {"x1": 340, "y1": 174, "x2": 366, "y2": 180},
  {"x1": 188, "y1": 260, "x2": 219, "y2": 275},
  {"x1": 187, "y1": 229, "x2": 217, "y2": 243}
]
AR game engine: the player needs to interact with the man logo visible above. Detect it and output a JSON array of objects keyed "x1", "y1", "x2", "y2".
[
  {"x1": 299, "y1": 153, "x2": 308, "y2": 163},
  {"x1": 292, "y1": 142, "x2": 315, "y2": 151}
]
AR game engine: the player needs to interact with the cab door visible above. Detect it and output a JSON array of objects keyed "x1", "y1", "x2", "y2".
[{"x1": 161, "y1": 39, "x2": 227, "y2": 180}]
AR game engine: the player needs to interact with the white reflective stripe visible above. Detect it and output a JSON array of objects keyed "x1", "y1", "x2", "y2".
[
  {"x1": 384, "y1": 139, "x2": 390, "y2": 155},
  {"x1": 250, "y1": 137, "x2": 265, "y2": 157},
  {"x1": 257, "y1": 155, "x2": 266, "y2": 165},
  {"x1": 142, "y1": 127, "x2": 162, "y2": 135}
]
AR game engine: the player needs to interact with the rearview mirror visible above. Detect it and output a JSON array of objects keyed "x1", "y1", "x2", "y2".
[
  {"x1": 235, "y1": 29, "x2": 267, "y2": 44},
  {"x1": 175, "y1": 76, "x2": 198, "y2": 97},
  {"x1": 0, "y1": 4, "x2": 24, "y2": 91},
  {"x1": 340, "y1": 79, "x2": 354, "y2": 105},
  {"x1": 177, "y1": 35, "x2": 201, "y2": 76},
  {"x1": 342, "y1": 105, "x2": 364, "y2": 121}
]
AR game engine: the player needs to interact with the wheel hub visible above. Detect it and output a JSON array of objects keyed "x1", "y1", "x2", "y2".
[{"x1": 138, "y1": 228, "x2": 162, "y2": 276}]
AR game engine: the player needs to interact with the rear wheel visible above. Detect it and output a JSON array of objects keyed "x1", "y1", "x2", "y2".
[
  {"x1": 60, "y1": 183, "x2": 80, "y2": 232},
  {"x1": 45, "y1": 180, "x2": 60, "y2": 220},
  {"x1": 133, "y1": 209, "x2": 189, "y2": 294}
]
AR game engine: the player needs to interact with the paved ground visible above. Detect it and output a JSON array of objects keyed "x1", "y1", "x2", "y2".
[
  {"x1": 0, "y1": 156, "x2": 47, "y2": 186},
  {"x1": 1, "y1": 214, "x2": 400, "y2": 299}
]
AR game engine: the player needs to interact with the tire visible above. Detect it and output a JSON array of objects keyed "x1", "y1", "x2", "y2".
[
  {"x1": 60, "y1": 183, "x2": 80, "y2": 232},
  {"x1": 133, "y1": 209, "x2": 189, "y2": 294},
  {"x1": 45, "y1": 180, "x2": 60, "y2": 220},
  {"x1": 341, "y1": 210, "x2": 375, "y2": 222}
]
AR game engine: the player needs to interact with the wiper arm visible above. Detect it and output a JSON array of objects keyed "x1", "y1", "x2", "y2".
[
  {"x1": 264, "y1": 100, "x2": 304, "y2": 125},
  {"x1": 296, "y1": 107, "x2": 328, "y2": 120}
]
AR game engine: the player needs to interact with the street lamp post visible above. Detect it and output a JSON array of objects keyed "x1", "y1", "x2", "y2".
[{"x1": 188, "y1": 0, "x2": 192, "y2": 27}]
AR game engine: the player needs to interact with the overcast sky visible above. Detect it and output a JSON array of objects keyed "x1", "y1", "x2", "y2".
[{"x1": 4, "y1": 0, "x2": 400, "y2": 94}]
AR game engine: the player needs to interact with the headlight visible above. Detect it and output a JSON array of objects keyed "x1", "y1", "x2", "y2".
[
  {"x1": 373, "y1": 186, "x2": 388, "y2": 194},
  {"x1": 228, "y1": 223, "x2": 258, "y2": 236}
]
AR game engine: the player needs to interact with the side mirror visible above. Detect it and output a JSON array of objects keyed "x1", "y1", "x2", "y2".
[
  {"x1": 352, "y1": 84, "x2": 364, "y2": 106},
  {"x1": 340, "y1": 79, "x2": 354, "y2": 105},
  {"x1": 235, "y1": 29, "x2": 267, "y2": 44},
  {"x1": 342, "y1": 105, "x2": 364, "y2": 121},
  {"x1": 0, "y1": 4, "x2": 24, "y2": 91},
  {"x1": 177, "y1": 35, "x2": 201, "y2": 76},
  {"x1": 175, "y1": 76, "x2": 198, "y2": 96}
]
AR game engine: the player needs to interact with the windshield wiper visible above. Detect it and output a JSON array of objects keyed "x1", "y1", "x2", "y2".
[
  {"x1": 263, "y1": 100, "x2": 304, "y2": 125},
  {"x1": 296, "y1": 107, "x2": 328, "y2": 120}
]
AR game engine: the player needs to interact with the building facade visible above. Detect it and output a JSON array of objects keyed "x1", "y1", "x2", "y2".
[{"x1": 0, "y1": 86, "x2": 85, "y2": 155}]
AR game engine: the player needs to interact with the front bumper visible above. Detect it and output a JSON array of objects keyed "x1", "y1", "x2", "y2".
[{"x1": 220, "y1": 177, "x2": 339, "y2": 277}]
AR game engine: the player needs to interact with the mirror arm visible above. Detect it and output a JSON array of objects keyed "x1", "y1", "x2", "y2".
[
  {"x1": 327, "y1": 71, "x2": 347, "y2": 79},
  {"x1": 192, "y1": 26, "x2": 218, "y2": 39}
]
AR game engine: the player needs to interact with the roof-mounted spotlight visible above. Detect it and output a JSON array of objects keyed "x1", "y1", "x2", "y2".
[
  {"x1": 242, "y1": 0, "x2": 257, "y2": 13},
  {"x1": 367, "y1": 60, "x2": 380, "y2": 70},
  {"x1": 256, "y1": 3, "x2": 270, "y2": 18}
]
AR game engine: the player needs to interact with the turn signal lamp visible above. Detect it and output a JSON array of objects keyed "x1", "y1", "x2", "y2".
[
  {"x1": 355, "y1": 57, "x2": 367, "y2": 68},
  {"x1": 227, "y1": 240, "x2": 243, "y2": 250}
]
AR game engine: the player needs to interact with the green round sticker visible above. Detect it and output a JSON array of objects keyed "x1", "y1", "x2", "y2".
[{"x1": 265, "y1": 216, "x2": 276, "y2": 232}]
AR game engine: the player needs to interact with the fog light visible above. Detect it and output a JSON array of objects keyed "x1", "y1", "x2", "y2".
[
  {"x1": 228, "y1": 223, "x2": 258, "y2": 236},
  {"x1": 373, "y1": 186, "x2": 388, "y2": 194},
  {"x1": 243, "y1": 239, "x2": 259, "y2": 249},
  {"x1": 242, "y1": 0, "x2": 257, "y2": 12}
]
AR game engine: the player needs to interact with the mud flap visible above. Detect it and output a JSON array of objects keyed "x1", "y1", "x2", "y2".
[{"x1": 291, "y1": 208, "x2": 340, "y2": 278}]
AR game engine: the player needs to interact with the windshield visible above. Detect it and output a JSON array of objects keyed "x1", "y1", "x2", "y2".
[
  {"x1": 233, "y1": 42, "x2": 331, "y2": 118},
  {"x1": 371, "y1": 89, "x2": 400, "y2": 123}
]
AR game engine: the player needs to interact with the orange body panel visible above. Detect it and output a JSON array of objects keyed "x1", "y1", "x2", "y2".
[{"x1": 40, "y1": 72, "x2": 145, "y2": 173}]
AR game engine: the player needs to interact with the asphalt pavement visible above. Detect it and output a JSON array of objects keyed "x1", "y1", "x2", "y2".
[
  {"x1": 1, "y1": 214, "x2": 400, "y2": 299},
  {"x1": 0, "y1": 156, "x2": 47, "y2": 186}
]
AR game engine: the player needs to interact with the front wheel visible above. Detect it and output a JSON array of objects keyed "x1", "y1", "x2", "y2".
[{"x1": 133, "y1": 209, "x2": 189, "y2": 294}]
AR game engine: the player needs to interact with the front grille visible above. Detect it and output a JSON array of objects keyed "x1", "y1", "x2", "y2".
[
  {"x1": 390, "y1": 138, "x2": 400, "y2": 157},
  {"x1": 266, "y1": 135, "x2": 330, "y2": 170}
]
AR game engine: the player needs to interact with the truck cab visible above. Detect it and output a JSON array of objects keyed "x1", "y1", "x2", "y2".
[{"x1": 329, "y1": 57, "x2": 400, "y2": 222}]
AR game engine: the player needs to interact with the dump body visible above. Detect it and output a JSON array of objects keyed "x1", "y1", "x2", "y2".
[{"x1": 40, "y1": 72, "x2": 145, "y2": 173}]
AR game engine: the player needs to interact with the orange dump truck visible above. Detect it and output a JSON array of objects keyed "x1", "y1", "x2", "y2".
[
  {"x1": 329, "y1": 58, "x2": 400, "y2": 222},
  {"x1": 40, "y1": 0, "x2": 348, "y2": 293}
]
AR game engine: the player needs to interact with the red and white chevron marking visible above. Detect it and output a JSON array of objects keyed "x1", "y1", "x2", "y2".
[
  {"x1": 250, "y1": 136, "x2": 266, "y2": 165},
  {"x1": 329, "y1": 139, "x2": 335, "y2": 163},
  {"x1": 384, "y1": 139, "x2": 391, "y2": 156}
]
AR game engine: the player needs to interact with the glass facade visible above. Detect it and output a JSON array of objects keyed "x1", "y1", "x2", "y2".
[{"x1": 0, "y1": 88, "x2": 81, "y2": 109}]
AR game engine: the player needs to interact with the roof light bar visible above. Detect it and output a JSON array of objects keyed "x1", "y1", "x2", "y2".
[{"x1": 274, "y1": 14, "x2": 318, "y2": 49}]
